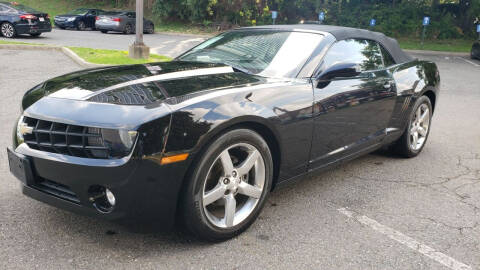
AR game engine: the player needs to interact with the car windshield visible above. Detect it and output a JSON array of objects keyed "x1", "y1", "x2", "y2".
[
  {"x1": 5, "y1": 2, "x2": 38, "y2": 13},
  {"x1": 69, "y1": 8, "x2": 89, "y2": 15},
  {"x1": 177, "y1": 30, "x2": 324, "y2": 78}
]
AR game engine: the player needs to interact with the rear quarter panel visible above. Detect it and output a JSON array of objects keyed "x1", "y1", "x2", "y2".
[{"x1": 385, "y1": 59, "x2": 440, "y2": 143}]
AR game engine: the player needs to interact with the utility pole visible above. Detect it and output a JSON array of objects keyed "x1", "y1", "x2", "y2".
[{"x1": 129, "y1": 0, "x2": 150, "y2": 59}]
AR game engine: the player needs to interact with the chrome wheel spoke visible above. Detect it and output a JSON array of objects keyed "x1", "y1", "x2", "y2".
[
  {"x1": 412, "y1": 132, "x2": 419, "y2": 146},
  {"x1": 219, "y1": 150, "x2": 234, "y2": 175},
  {"x1": 417, "y1": 127, "x2": 427, "y2": 137},
  {"x1": 419, "y1": 109, "x2": 429, "y2": 124},
  {"x1": 410, "y1": 126, "x2": 417, "y2": 134},
  {"x1": 237, "y1": 149, "x2": 260, "y2": 176},
  {"x1": 224, "y1": 193, "x2": 236, "y2": 227},
  {"x1": 203, "y1": 184, "x2": 225, "y2": 206},
  {"x1": 238, "y1": 181, "x2": 262, "y2": 199}
]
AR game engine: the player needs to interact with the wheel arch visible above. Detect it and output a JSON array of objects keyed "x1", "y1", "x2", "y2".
[
  {"x1": 173, "y1": 116, "x2": 283, "y2": 224},
  {"x1": 422, "y1": 89, "x2": 436, "y2": 113},
  {"x1": 190, "y1": 116, "x2": 282, "y2": 190}
]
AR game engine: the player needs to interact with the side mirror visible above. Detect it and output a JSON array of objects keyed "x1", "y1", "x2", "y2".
[{"x1": 318, "y1": 62, "x2": 361, "y2": 81}]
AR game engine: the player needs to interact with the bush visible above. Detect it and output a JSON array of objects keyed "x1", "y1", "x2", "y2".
[{"x1": 152, "y1": 0, "x2": 477, "y2": 39}]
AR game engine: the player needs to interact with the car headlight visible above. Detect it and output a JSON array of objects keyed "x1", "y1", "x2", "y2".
[
  {"x1": 67, "y1": 17, "x2": 76, "y2": 22},
  {"x1": 16, "y1": 115, "x2": 26, "y2": 145},
  {"x1": 94, "y1": 128, "x2": 138, "y2": 158}
]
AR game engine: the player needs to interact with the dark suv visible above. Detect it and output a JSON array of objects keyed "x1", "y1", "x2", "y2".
[{"x1": 0, "y1": 1, "x2": 51, "y2": 38}]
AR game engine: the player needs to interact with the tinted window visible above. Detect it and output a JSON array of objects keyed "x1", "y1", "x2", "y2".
[
  {"x1": 380, "y1": 45, "x2": 396, "y2": 67},
  {"x1": 322, "y1": 39, "x2": 384, "y2": 72}
]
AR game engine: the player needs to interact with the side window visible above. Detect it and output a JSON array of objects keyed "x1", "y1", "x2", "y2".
[
  {"x1": 322, "y1": 39, "x2": 384, "y2": 72},
  {"x1": 380, "y1": 45, "x2": 396, "y2": 67},
  {"x1": 0, "y1": 5, "x2": 6, "y2": 12},
  {"x1": 90, "y1": 10, "x2": 97, "y2": 16}
]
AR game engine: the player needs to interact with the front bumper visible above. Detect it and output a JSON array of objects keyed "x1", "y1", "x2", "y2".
[
  {"x1": 9, "y1": 143, "x2": 190, "y2": 229},
  {"x1": 54, "y1": 20, "x2": 76, "y2": 28},
  {"x1": 15, "y1": 22, "x2": 52, "y2": 35}
]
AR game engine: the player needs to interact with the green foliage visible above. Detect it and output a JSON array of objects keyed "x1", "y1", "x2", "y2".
[{"x1": 152, "y1": 0, "x2": 479, "y2": 39}]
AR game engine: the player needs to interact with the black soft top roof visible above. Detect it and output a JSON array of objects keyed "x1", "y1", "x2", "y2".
[{"x1": 239, "y1": 24, "x2": 413, "y2": 64}]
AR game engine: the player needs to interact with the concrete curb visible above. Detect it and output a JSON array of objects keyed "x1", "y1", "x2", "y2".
[
  {"x1": 404, "y1": 49, "x2": 469, "y2": 57},
  {"x1": 0, "y1": 44, "x2": 106, "y2": 68}
]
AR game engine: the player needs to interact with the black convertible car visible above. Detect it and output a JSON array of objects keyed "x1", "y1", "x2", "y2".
[
  {"x1": 471, "y1": 40, "x2": 480, "y2": 60},
  {"x1": 0, "y1": 1, "x2": 51, "y2": 38},
  {"x1": 8, "y1": 25, "x2": 440, "y2": 241},
  {"x1": 54, "y1": 8, "x2": 104, "y2": 31}
]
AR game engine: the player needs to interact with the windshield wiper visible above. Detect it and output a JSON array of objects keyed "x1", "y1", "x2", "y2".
[{"x1": 228, "y1": 65, "x2": 252, "y2": 75}]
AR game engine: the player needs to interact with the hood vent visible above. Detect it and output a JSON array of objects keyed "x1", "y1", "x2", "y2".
[{"x1": 87, "y1": 82, "x2": 166, "y2": 105}]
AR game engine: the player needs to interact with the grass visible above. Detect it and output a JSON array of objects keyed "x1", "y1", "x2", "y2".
[
  {"x1": 398, "y1": 38, "x2": 474, "y2": 52},
  {"x1": 67, "y1": 47, "x2": 171, "y2": 65},
  {"x1": 0, "y1": 40, "x2": 44, "y2": 45}
]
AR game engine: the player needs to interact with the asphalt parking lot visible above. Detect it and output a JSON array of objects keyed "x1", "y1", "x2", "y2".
[
  {"x1": 1, "y1": 29, "x2": 205, "y2": 57},
  {"x1": 0, "y1": 49, "x2": 479, "y2": 270}
]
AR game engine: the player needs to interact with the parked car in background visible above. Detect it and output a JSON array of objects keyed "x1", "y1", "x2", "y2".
[
  {"x1": 471, "y1": 40, "x2": 480, "y2": 60},
  {"x1": 0, "y1": 1, "x2": 51, "y2": 38},
  {"x1": 54, "y1": 8, "x2": 104, "y2": 31},
  {"x1": 95, "y1": 11, "x2": 154, "y2": 34}
]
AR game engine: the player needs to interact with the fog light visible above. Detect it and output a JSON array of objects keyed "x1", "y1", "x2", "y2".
[
  {"x1": 88, "y1": 185, "x2": 116, "y2": 213},
  {"x1": 105, "y1": 188, "x2": 116, "y2": 206}
]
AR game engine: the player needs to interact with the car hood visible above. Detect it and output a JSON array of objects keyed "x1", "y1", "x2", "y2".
[{"x1": 22, "y1": 61, "x2": 270, "y2": 110}]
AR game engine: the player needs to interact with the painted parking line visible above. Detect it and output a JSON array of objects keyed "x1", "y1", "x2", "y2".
[
  {"x1": 337, "y1": 208, "x2": 472, "y2": 270},
  {"x1": 455, "y1": 57, "x2": 480, "y2": 67}
]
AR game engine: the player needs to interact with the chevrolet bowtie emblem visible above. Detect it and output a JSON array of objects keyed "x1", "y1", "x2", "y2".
[{"x1": 18, "y1": 122, "x2": 34, "y2": 136}]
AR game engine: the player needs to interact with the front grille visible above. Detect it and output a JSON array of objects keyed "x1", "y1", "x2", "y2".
[
  {"x1": 22, "y1": 117, "x2": 110, "y2": 159},
  {"x1": 32, "y1": 178, "x2": 80, "y2": 204}
]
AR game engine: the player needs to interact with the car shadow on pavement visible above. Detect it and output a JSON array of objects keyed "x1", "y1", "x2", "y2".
[{"x1": 31, "y1": 150, "x2": 400, "y2": 250}]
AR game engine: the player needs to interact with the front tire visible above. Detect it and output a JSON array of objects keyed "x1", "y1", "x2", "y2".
[
  {"x1": 76, "y1": 21, "x2": 86, "y2": 31},
  {"x1": 1, "y1": 22, "x2": 16, "y2": 38},
  {"x1": 145, "y1": 23, "x2": 154, "y2": 34},
  {"x1": 392, "y1": 95, "x2": 433, "y2": 158},
  {"x1": 181, "y1": 129, "x2": 273, "y2": 241}
]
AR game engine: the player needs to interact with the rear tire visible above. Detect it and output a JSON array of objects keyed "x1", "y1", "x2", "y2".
[
  {"x1": 100, "y1": 30, "x2": 108, "y2": 34},
  {"x1": 1, "y1": 22, "x2": 16, "y2": 38},
  {"x1": 124, "y1": 23, "x2": 133, "y2": 34},
  {"x1": 392, "y1": 95, "x2": 433, "y2": 158},
  {"x1": 181, "y1": 129, "x2": 273, "y2": 241}
]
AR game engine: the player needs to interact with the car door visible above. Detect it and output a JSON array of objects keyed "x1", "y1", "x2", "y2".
[
  {"x1": 85, "y1": 10, "x2": 97, "y2": 28},
  {"x1": 309, "y1": 39, "x2": 397, "y2": 169},
  {"x1": 128, "y1": 12, "x2": 136, "y2": 26}
]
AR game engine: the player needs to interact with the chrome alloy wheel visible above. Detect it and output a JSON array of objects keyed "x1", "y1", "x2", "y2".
[
  {"x1": 409, "y1": 103, "x2": 430, "y2": 151},
  {"x1": 202, "y1": 143, "x2": 265, "y2": 228},
  {"x1": 1, "y1": 23, "x2": 15, "y2": 38}
]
